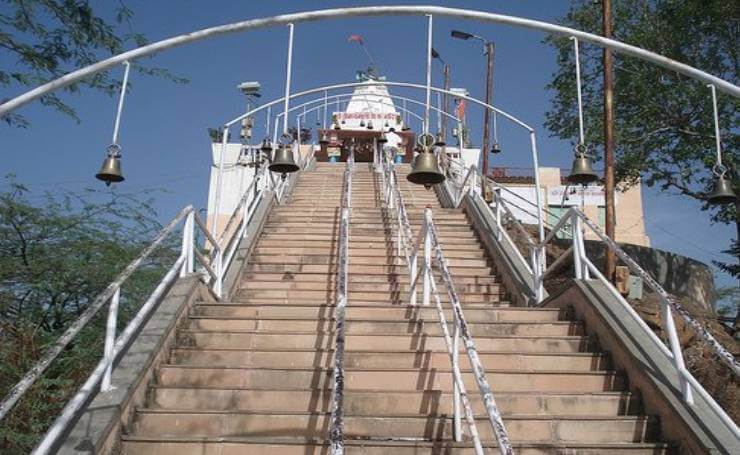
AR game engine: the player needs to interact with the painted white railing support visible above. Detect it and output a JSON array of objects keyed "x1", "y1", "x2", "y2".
[
  {"x1": 452, "y1": 317, "x2": 462, "y2": 441},
  {"x1": 101, "y1": 287, "x2": 120, "y2": 392},
  {"x1": 422, "y1": 209, "x2": 433, "y2": 306}
]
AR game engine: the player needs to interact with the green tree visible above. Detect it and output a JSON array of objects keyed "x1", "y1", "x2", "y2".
[
  {"x1": 0, "y1": 0, "x2": 185, "y2": 127},
  {"x1": 0, "y1": 176, "x2": 176, "y2": 452},
  {"x1": 545, "y1": 0, "x2": 739, "y2": 275}
]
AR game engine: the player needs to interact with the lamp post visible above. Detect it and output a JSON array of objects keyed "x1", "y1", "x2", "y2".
[
  {"x1": 431, "y1": 48, "x2": 451, "y2": 142},
  {"x1": 451, "y1": 29, "x2": 495, "y2": 193}
]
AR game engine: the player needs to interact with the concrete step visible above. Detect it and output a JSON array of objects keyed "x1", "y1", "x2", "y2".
[
  {"x1": 185, "y1": 318, "x2": 582, "y2": 337},
  {"x1": 245, "y1": 263, "x2": 492, "y2": 275},
  {"x1": 176, "y1": 331, "x2": 592, "y2": 353},
  {"x1": 191, "y1": 304, "x2": 546, "y2": 322},
  {"x1": 239, "y1": 280, "x2": 500, "y2": 293},
  {"x1": 247, "y1": 255, "x2": 489, "y2": 268},
  {"x1": 171, "y1": 349, "x2": 609, "y2": 371},
  {"x1": 121, "y1": 437, "x2": 673, "y2": 455},
  {"x1": 251, "y1": 247, "x2": 487, "y2": 259},
  {"x1": 254, "y1": 240, "x2": 483, "y2": 250},
  {"x1": 233, "y1": 289, "x2": 504, "y2": 303},
  {"x1": 130, "y1": 410, "x2": 654, "y2": 443},
  {"x1": 257, "y1": 235, "x2": 482, "y2": 246},
  {"x1": 155, "y1": 366, "x2": 622, "y2": 392},
  {"x1": 148, "y1": 388, "x2": 633, "y2": 416},
  {"x1": 239, "y1": 272, "x2": 501, "y2": 285}
]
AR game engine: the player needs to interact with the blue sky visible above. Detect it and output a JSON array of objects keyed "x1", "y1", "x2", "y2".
[{"x1": 1, "y1": 0, "x2": 736, "y2": 295}]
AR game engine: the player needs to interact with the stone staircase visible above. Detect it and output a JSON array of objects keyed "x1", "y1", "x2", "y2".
[{"x1": 121, "y1": 162, "x2": 674, "y2": 453}]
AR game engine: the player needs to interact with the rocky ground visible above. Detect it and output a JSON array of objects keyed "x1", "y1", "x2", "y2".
[{"x1": 504, "y1": 221, "x2": 739, "y2": 424}]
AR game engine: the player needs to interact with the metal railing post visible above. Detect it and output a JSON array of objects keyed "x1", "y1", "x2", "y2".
[
  {"x1": 409, "y1": 252, "x2": 418, "y2": 306},
  {"x1": 101, "y1": 287, "x2": 120, "y2": 392},
  {"x1": 494, "y1": 190, "x2": 503, "y2": 241},
  {"x1": 423, "y1": 209, "x2": 432, "y2": 306},
  {"x1": 214, "y1": 247, "x2": 223, "y2": 298},
  {"x1": 572, "y1": 213, "x2": 583, "y2": 280},
  {"x1": 663, "y1": 301, "x2": 695, "y2": 403},
  {"x1": 452, "y1": 313, "x2": 462, "y2": 441}
]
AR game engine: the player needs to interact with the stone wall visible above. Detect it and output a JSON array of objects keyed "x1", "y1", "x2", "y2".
[{"x1": 582, "y1": 241, "x2": 717, "y2": 312}]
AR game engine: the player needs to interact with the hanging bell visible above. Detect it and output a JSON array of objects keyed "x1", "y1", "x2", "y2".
[
  {"x1": 319, "y1": 132, "x2": 329, "y2": 145},
  {"x1": 567, "y1": 151, "x2": 599, "y2": 185},
  {"x1": 367, "y1": 120, "x2": 374, "y2": 130},
  {"x1": 269, "y1": 144, "x2": 300, "y2": 175},
  {"x1": 434, "y1": 132, "x2": 446, "y2": 147},
  {"x1": 384, "y1": 121, "x2": 390, "y2": 128},
  {"x1": 491, "y1": 142, "x2": 502, "y2": 154},
  {"x1": 95, "y1": 145, "x2": 125, "y2": 186},
  {"x1": 341, "y1": 118, "x2": 346, "y2": 125},
  {"x1": 359, "y1": 119, "x2": 366, "y2": 128},
  {"x1": 708, "y1": 174, "x2": 737, "y2": 205},
  {"x1": 333, "y1": 122, "x2": 341, "y2": 130},
  {"x1": 260, "y1": 138, "x2": 273, "y2": 153},
  {"x1": 388, "y1": 126, "x2": 396, "y2": 133},
  {"x1": 407, "y1": 149, "x2": 445, "y2": 189}
]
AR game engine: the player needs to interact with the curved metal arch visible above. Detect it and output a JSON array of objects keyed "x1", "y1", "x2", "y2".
[
  {"x1": 293, "y1": 97, "x2": 426, "y2": 123},
  {"x1": 225, "y1": 81, "x2": 534, "y2": 132},
  {"x1": 1, "y1": 5, "x2": 738, "y2": 117},
  {"x1": 279, "y1": 92, "x2": 459, "y2": 124}
]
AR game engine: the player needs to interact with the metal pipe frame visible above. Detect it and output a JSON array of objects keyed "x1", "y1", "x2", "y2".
[
  {"x1": 330, "y1": 148, "x2": 353, "y2": 454},
  {"x1": 418, "y1": 209, "x2": 514, "y2": 454},
  {"x1": 226, "y1": 81, "x2": 533, "y2": 131},
  {"x1": 27, "y1": 204, "x2": 237, "y2": 454},
  {"x1": 2, "y1": 5, "x2": 738, "y2": 119},
  {"x1": 290, "y1": 94, "x2": 424, "y2": 127},
  {"x1": 533, "y1": 207, "x2": 740, "y2": 436},
  {"x1": 287, "y1": 93, "x2": 461, "y2": 134}
]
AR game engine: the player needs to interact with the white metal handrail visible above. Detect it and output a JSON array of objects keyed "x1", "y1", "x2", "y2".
[
  {"x1": 330, "y1": 149, "x2": 353, "y2": 455},
  {"x1": 23, "y1": 204, "x2": 224, "y2": 454},
  {"x1": 381, "y1": 153, "x2": 513, "y2": 452},
  {"x1": 536, "y1": 206, "x2": 740, "y2": 436},
  {"x1": 446, "y1": 163, "x2": 545, "y2": 302},
  {"x1": 411, "y1": 208, "x2": 514, "y2": 454},
  {"x1": 2, "y1": 143, "x2": 313, "y2": 453}
]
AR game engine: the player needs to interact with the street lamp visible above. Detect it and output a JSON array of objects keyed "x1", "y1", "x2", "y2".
[
  {"x1": 451, "y1": 29, "x2": 495, "y2": 180},
  {"x1": 431, "y1": 48, "x2": 451, "y2": 143}
]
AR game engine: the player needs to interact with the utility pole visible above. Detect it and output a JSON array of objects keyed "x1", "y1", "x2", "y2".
[
  {"x1": 482, "y1": 41, "x2": 495, "y2": 182},
  {"x1": 603, "y1": 0, "x2": 617, "y2": 282},
  {"x1": 442, "y1": 64, "x2": 450, "y2": 142}
]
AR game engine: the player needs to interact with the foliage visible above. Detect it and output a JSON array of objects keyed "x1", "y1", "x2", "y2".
[
  {"x1": 545, "y1": 0, "x2": 739, "y2": 275},
  {"x1": 0, "y1": 176, "x2": 176, "y2": 453},
  {"x1": 0, "y1": 0, "x2": 187, "y2": 127}
]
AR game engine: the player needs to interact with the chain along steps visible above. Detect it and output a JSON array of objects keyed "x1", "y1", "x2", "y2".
[{"x1": 121, "y1": 162, "x2": 674, "y2": 454}]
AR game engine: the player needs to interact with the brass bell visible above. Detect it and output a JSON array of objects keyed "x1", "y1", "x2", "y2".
[
  {"x1": 708, "y1": 174, "x2": 737, "y2": 205},
  {"x1": 333, "y1": 122, "x2": 341, "y2": 130},
  {"x1": 491, "y1": 142, "x2": 502, "y2": 154},
  {"x1": 95, "y1": 145, "x2": 124, "y2": 186},
  {"x1": 269, "y1": 144, "x2": 300, "y2": 175},
  {"x1": 434, "y1": 132, "x2": 446, "y2": 147},
  {"x1": 367, "y1": 120, "x2": 374, "y2": 130},
  {"x1": 260, "y1": 138, "x2": 273, "y2": 153},
  {"x1": 567, "y1": 152, "x2": 599, "y2": 185},
  {"x1": 319, "y1": 132, "x2": 329, "y2": 145},
  {"x1": 359, "y1": 119, "x2": 366, "y2": 128},
  {"x1": 407, "y1": 149, "x2": 445, "y2": 189}
]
